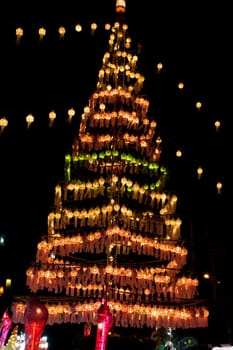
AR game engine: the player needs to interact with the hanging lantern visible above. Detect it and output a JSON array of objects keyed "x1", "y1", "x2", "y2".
[
  {"x1": 197, "y1": 166, "x2": 203, "y2": 180},
  {"x1": 156, "y1": 62, "x2": 163, "y2": 73},
  {"x1": 0, "y1": 117, "x2": 8, "y2": 134},
  {"x1": 24, "y1": 297, "x2": 48, "y2": 350},
  {"x1": 195, "y1": 101, "x2": 202, "y2": 111},
  {"x1": 178, "y1": 82, "x2": 184, "y2": 90},
  {"x1": 26, "y1": 114, "x2": 34, "y2": 128},
  {"x1": 58, "y1": 26, "x2": 66, "y2": 39},
  {"x1": 38, "y1": 27, "x2": 46, "y2": 41},
  {"x1": 214, "y1": 120, "x2": 221, "y2": 132},
  {"x1": 48, "y1": 110, "x2": 56, "y2": 127},
  {"x1": 16, "y1": 27, "x2": 23, "y2": 44},
  {"x1": 67, "y1": 108, "x2": 75, "y2": 123},
  {"x1": 91, "y1": 22, "x2": 97, "y2": 35},
  {"x1": 95, "y1": 296, "x2": 113, "y2": 350},
  {"x1": 0, "y1": 309, "x2": 12, "y2": 348},
  {"x1": 216, "y1": 182, "x2": 222, "y2": 194},
  {"x1": 75, "y1": 24, "x2": 82, "y2": 32}
]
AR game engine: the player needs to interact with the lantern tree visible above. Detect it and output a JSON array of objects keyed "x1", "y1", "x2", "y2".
[{"x1": 11, "y1": 0, "x2": 209, "y2": 334}]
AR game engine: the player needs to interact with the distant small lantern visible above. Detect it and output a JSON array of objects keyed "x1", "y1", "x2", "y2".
[
  {"x1": 48, "y1": 110, "x2": 56, "y2": 127},
  {"x1": 178, "y1": 82, "x2": 184, "y2": 90},
  {"x1": 38, "y1": 27, "x2": 46, "y2": 41},
  {"x1": 216, "y1": 182, "x2": 222, "y2": 194},
  {"x1": 214, "y1": 120, "x2": 221, "y2": 132},
  {"x1": 197, "y1": 166, "x2": 203, "y2": 180},
  {"x1": 157, "y1": 62, "x2": 163, "y2": 73},
  {"x1": 67, "y1": 108, "x2": 75, "y2": 123},
  {"x1": 91, "y1": 22, "x2": 97, "y2": 35},
  {"x1": 196, "y1": 101, "x2": 202, "y2": 111},
  {"x1": 26, "y1": 114, "x2": 34, "y2": 128},
  {"x1": 16, "y1": 27, "x2": 24, "y2": 43},
  {"x1": 58, "y1": 26, "x2": 66, "y2": 39},
  {"x1": 75, "y1": 24, "x2": 82, "y2": 32},
  {"x1": 0, "y1": 117, "x2": 8, "y2": 133}
]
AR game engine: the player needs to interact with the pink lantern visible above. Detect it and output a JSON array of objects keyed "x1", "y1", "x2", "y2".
[
  {"x1": 0, "y1": 309, "x2": 12, "y2": 349},
  {"x1": 95, "y1": 296, "x2": 113, "y2": 350},
  {"x1": 24, "y1": 297, "x2": 48, "y2": 350}
]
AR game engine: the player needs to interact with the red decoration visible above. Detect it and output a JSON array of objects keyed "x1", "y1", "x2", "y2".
[
  {"x1": 24, "y1": 297, "x2": 48, "y2": 350},
  {"x1": 95, "y1": 296, "x2": 113, "y2": 350},
  {"x1": 0, "y1": 310, "x2": 12, "y2": 349}
]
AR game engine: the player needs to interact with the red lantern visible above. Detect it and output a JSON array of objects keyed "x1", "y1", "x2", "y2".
[
  {"x1": 24, "y1": 297, "x2": 48, "y2": 350},
  {"x1": 95, "y1": 296, "x2": 113, "y2": 350}
]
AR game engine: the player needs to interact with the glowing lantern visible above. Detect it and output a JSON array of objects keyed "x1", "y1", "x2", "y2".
[
  {"x1": 214, "y1": 120, "x2": 221, "y2": 132},
  {"x1": 178, "y1": 82, "x2": 184, "y2": 90},
  {"x1": 95, "y1": 296, "x2": 113, "y2": 350},
  {"x1": 58, "y1": 26, "x2": 66, "y2": 39},
  {"x1": 38, "y1": 27, "x2": 46, "y2": 41},
  {"x1": 116, "y1": 0, "x2": 126, "y2": 13},
  {"x1": 197, "y1": 166, "x2": 203, "y2": 180},
  {"x1": 48, "y1": 110, "x2": 56, "y2": 127},
  {"x1": 16, "y1": 27, "x2": 23, "y2": 43},
  {"x1": 24, "y1": 297, "x2": 48, "y2": 350},
  {"x1": 156, "y1": 62, "x2": 163, "y2": 73},
  {"x1": 0, "y1": 117, "x2": 8, "y2": 133},
  {"x1": 91, "y1": 22, "x2": 97, "y2": 35},
  {"x1": 216, "y1": 182, "x2": 222, "y2": 194},
  {"x1": 67, "y1": 108, "x2": 75, "y2": 123},
  {"x1": 75, "y1": 24, "x2": 82, "y2": 32},
  {"x1": 196, "y1": 101, "x2": 202, "y2": 111},
  {"x1": 26, "y1": 114, "x2": 34, "y2": 128},
  {"x1": 176, "y1": 149, "x2": 182, "y2": 158},
  {"x1": 0, "y1": 310, "x2": 12, "y2": 348}
]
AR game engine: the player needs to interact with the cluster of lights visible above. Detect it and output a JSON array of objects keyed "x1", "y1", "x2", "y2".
[{"x1": 11, "y1": 299, "x2": 208, "y2": 329}]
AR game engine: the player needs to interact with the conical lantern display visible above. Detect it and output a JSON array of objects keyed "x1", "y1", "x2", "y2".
[{"x1": 10, "y1": 0, "x2": 209, "y2": 335}]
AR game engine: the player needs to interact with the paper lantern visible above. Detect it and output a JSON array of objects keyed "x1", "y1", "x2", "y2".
[
  {"x1": 0, "y1": 309, "x2": 12, "y2": 348},
  {"x1": 95, "y1": 296, "x2": 113, "y2": 350},
  {"x1": 24, "y1": 297, "x2": 48, "y2": 350}
]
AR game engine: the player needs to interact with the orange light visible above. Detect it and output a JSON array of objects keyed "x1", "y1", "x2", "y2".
[{"x1": 0, "y1": 286, "x2": 4, "y2": 296}]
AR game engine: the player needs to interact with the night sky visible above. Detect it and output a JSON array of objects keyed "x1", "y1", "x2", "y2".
[{"x1": 0, "y1": 0, "x2": 232, "y2": 335}]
